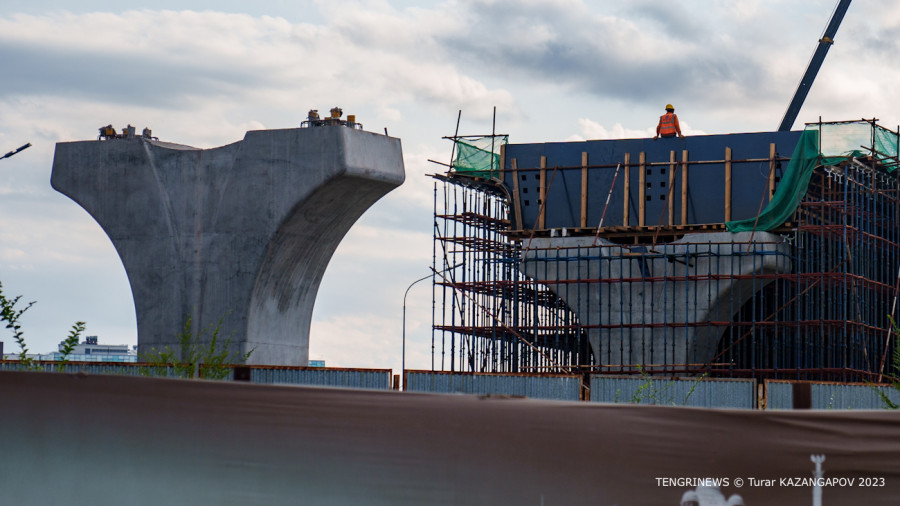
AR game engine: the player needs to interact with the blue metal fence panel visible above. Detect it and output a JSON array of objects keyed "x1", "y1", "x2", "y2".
[
  {"x1": 765, "y1": 381, "x2": 900, "y2": 410},
  {"x1": 0, "y1": 362, "x2": 169, "y2": 376},
  {"x1": 249, "y1": 368, "x2": 391, "y2": 390},
  {"x1": 504, "y1": 130, "x2": 802, "y2": 230},
  {"x1": 0, "y1": 362, "x2": 392, "y2": 389},
  {"x1": 0, "y1": 362, "x2": 227, "y2": 379},
  {"x1": 765, "y1": 381, "x2": 794, "y2": 410},
  {"x1": 811, "y1": 383, "x2": 899, "y2": 410},
  {"x1": 590, "y1": 376, "x2": 756, "y2": 409},
  {"x1": 405, "y1": 371, "x2": 582, "y2": 401}
]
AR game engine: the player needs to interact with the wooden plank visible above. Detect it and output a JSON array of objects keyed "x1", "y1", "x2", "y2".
[
  {"x1": 768, "y1": 143, "x2": 777, "y2": 201},
  {"x1": 640, "y1": 156, "x2": 785, "y2": 165},
  {"x1": 639, "y1": 152, "x2": 646, "y2": 227},
  {"x1": 511, "y1": 158, "x2": 523, "y2": 230},
  {"x1": 725, "y1": 146, "x2": 732, "y2": 222},
  {"x1": 499, "y1": 144, "x2": 506, "y2": 181},
  {"x1": 580, "y1": 152, "x2": 588, "y2": 228},
  {"x1": 668, "y1": 150, "x2": 676, "y2": 226},
  {"x1": 623, "y1": 153, "x2": 631, "y2": 226},
  {"x1": 681, "y1": 150, "x2": 689, "y2": 225},
  {"x1": 539, "y1": 155, "x2": 547, "y2": 230}
]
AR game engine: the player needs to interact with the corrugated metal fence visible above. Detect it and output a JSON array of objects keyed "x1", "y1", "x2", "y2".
[
  {"x1": 590, "y1": 375, "x2": 757, "y2": 409},
  {"x1": 6, "y1": 361, "x2": 900, "y2": 408},
  {"x1": 765, "y1": 380, "x2": 900, "y2": 410},
  {"x1": 0, "y1": 361, "x2": 152, "y2": 376},
  {"x1": 405, "y1": 370, "x2": 582, "y2": 401},
  {"x1": 0, "y1": 361, "x2": 392, "y2": 390},
  {"x1": 250, "y1": 367, "x2": 390, "y2": 389}
]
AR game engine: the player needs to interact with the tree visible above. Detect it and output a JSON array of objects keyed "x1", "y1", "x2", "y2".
[{"x1": 0, "y1": 281, "x2": 86, "y2": 370}]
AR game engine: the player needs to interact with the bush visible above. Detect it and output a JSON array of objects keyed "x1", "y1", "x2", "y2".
[{"x1": 139, "y1": 313, "x2": 251, "y2": 380}]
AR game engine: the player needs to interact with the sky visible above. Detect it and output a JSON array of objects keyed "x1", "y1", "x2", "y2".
[{"x1": 0, "y1": 0, "x2": 898, "y2": 373}]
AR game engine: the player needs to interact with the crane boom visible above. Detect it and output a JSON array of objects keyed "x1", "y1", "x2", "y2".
[{"x1": 778, "y1": 0, "x2": 852, "y2": 132}]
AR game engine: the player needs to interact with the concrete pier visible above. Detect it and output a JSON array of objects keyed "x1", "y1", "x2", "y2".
[
  {"x1": 523, "y1": 232, "x2": 791, "y2": 370},
  {"x1": 52, "y1": 126, "x2": 404, "y2": 365}
]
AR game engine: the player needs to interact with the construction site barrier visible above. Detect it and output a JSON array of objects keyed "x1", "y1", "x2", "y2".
[
  {"x1": 404, "y1": 370, "x2": 582, "y2": 401},
  {"x1": 0, "y1": 361, "x2": 393, "y2": 390},
  {"x1": 765, "y1": 379, "x2": 900, "y2": 410},
  {"x1": 590, "y1": 375, "x2": 757, "y2": 409},
  {"x1": 249, "y1": 366, "x2": 391, "y2": 390}
]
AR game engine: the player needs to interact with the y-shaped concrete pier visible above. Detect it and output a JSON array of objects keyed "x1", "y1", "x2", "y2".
[
  {"x1": 523, "y1": 232, "x2": 791, "y2": 371},
  {"x1": 52, "y1": 126, "x2": 404, "y2": 365}
]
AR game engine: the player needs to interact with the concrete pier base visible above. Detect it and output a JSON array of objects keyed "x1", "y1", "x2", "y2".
[
  {"x1": 52, "y1": 126, "x2": 404, "y2": 365},
  {"x1": 523, "y1": 232, "x2": 791, "y2": 371}
]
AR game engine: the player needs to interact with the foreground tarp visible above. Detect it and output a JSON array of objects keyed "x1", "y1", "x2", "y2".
[{"x1": 0, "y1": 371, "x2": 898, "y2": 505}]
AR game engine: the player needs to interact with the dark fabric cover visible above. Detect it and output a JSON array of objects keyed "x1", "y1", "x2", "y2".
[{"x1": 1, "y1": 370, "x2": 897, "y2": 505}]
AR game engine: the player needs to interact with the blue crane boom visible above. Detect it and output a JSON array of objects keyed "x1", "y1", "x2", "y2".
[{"x1": 778, "y1": 0, "x2": 852, "y2": 132}]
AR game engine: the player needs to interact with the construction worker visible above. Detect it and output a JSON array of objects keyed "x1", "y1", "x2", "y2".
[{"x1": 654, "y1": 104, "x2": 683, "y2": 140}]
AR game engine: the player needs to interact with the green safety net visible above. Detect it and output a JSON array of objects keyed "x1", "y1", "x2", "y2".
[
  {"x1": 726, "y1": 121, "x2": 900, "y2": 232},
  {"x1": 452, "y1": 135, "x2": 508, "y2": 179}
]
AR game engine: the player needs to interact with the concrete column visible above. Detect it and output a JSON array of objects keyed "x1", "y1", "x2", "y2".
[
  {"x1": 51, "y1": 126, "x2": 404, "y2": 365},
  {"x1": 522, "y1": 232, "x2": 791, "y2": 371}
]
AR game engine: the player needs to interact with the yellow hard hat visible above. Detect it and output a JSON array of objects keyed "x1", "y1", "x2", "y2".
[{"x1": 665, "y1": 103, "x2": 674, "y2": 110}]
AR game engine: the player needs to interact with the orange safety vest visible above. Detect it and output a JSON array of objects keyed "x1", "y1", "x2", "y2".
[{"x1": 658, "y1": 113, "x2": 678, "y2": 136}]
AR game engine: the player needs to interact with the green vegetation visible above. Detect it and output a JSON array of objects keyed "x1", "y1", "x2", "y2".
[
  {"x1": 0, "y1": 281, "x2": 249, "y2": 380},
  {"x1": 628, "y1": 366, "x2": 709, "y2": 406},
  {"x1": 0, "y1": 281, "x2": 36, "y2": 367},
  {"x1": 56, "y1": 321, "x2": 87, "y2": 372},
  {"x1": 874, "y1": 316, "x2": 900, "y2": 409},
  {"x1": 139, "y1": 313, "x2": 251, "y2": 380},
  {"x1": 0, "y1": 281, "x2": 86, "y2": 371}
]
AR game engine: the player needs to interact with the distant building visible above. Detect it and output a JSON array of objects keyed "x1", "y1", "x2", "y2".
[
  {"x1": 1, "y1": 336, "x2": 138, "y2": 363},
  {"x1": 52, "y1": 336, "x2": 137, "y2": 363},
  {"x1": 1, "y1": 347, "x2": 57, "y2": 362}
]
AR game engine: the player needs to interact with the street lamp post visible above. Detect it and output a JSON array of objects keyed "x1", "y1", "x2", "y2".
[
  {"x1": 0, "y1": 143, "x2": 31, "y2": 162},
  {"x1": 402, "y1": 263, "x2": 461, "y2": 391}
]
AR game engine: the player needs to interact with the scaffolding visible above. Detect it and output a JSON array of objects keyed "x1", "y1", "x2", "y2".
[
  {"x1": 432, "y1": 120, "x2": 900, "y2": 382},
  {"x1": 431, "y1": 175, "x2": 590, "y2": 373}
]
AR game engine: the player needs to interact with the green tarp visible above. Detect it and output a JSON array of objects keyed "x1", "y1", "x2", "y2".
[
  {"x1": 727, "y1": 122, "x2": 899, "y2": 232},
  {"x1": 452, "y1": 135, "x2": 507, "y2": 179},
  {"x1": 726, "y1": 129, "x2": 820, "y2": 232}
]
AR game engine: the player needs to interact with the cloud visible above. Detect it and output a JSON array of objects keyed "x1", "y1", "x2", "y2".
[
  {"x1": 308, "y1": 311, "x2": 432, "y2": 371},
  {"x1": 308, "y1": 313, "x2": 400, "y2": 369},
  {"x1": 334, "y1": 224, "x2": 432, "y2": 263},
  {"x1": 566, "y1": 117, "x2": 705, "y2": 141},
  {"x1": 0, "y1": 8, "x2": 516, "y2": 123},
  {"x1": 0, "y1": 11, "x2": 282, "y2": 107},
  {"x1": 571, "y1": 118, "x2": 654, "y2": 140},
  {"x1": 434, "y1": 0, "x2": 776, "y2": 105},
  {"x1": 3, "y1": 0, "x2": 900, "y2": 366}
]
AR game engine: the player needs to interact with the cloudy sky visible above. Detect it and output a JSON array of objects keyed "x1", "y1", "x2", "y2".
[{"x1": 0, "y1": 0, "x2": 897, "y2": 372}]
